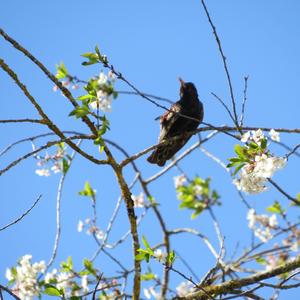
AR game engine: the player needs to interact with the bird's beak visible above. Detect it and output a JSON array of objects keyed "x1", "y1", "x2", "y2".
[{"x1": 178, "y1": 77, "x2": 185, "y2": 87}]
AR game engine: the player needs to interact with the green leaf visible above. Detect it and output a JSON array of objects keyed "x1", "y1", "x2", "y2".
[
  {"x1": 82, "y1": 60, "x2": 98, "y2": 66},
  {"x1": 234, "y1": 144, "x2": 246, "y2": 160},
  {"x1": 79, "y1": 182, "x2": 95, "y2": 197},
  {"x1": 81, "y1": 52, "x2": 98, "y2": 60},
  {"x1": 62, "y1": 158, "x2": 70, "y2": 175},
  {"x1": 69, "y1": 106, "x2": 90, "y2": 118},
  {"x1": 142, "y1": 235, "x2": 152, "y2": 252},
  {"x1": 261, "y1": 138, "x2": 267, "y2": 150},
  {"x1": 67, "y1": 256, "x2": 73, "y2": 269},
  {"x1": 191, "y1": 210, "x2": 202, "y2": 219},
  {"x1": 95, "y1": 45, "x2": 101, "y2": 58},
  {"x1": 55, "y1": 62, "x2": 68, "y2": 79},
  {"x1": 229, "y1": 157, "x2": 241, "y2": 163},
  {"x1": 141, "y1": 273, "x2": 156, "y2": 281},
  {"x1": 94, "y1": 135, "x2": 104, "y2": 148},
  {"x1": 135, "y1": 252, "x2": 146, "y2": 261},
  {"x1": 77, "y1": 94, "x2": 95, "y2": 101},
  {"x1": 249, "y1": 142, "x2": 259, "y2": 149},
  {"x1": 43, "y1": 285, "x2": 61, "y2": 296},
  {"x1": 267, "y1": 201, "x2": 284, "y2": 214},
  {"x1": 233, "y1": 163, "x2": 245, "y2": 176},
  {"x1": 256, "y1": 257, "x2": 267, "y2": 265},
  {"x1": 83, "y1": 258, "x2": 96, "y2": 276},
  {"x1": 167, "y1": 250, "x2": 176, "y2": 265}
]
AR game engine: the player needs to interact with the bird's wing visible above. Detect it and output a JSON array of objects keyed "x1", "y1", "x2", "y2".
[{"x1": 158, "y1": 102, "x2": 183, "y2": 141}]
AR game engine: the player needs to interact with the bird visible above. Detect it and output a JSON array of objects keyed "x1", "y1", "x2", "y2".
[{"x1": 147, "y1": 78, "x2": 204, "y2": 166}]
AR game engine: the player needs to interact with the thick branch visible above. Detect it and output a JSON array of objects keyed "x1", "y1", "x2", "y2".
[
  {"x1": 0, "y1": 58, "x2": 106, "y2": 165},
  {"x1": 174, "y1": 255, "x2": 300, "y2": 299}
]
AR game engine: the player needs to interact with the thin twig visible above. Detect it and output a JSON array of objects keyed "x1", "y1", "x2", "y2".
[
  {"x1": 0, "y1": 28, "x2": 97, "y2": 135},
  {"x1": 45, "y1": 141, "x2": 81, "y2": 273},
  {"x1": 117, "y1": 90, "x2": 174, "y2": 104},
  {"x1": 175, "y1": 250, "x2": 200, "y2": 282},
  {"x1": 286, "y1": 143, "x2": 300, "y2": 159},
  {"x1": 0, "y1": 131, "x2": 90, "y2": 157},
  {"x1": 0, "y1": 135, "x2": 88, "y2": 177},
  {"x1": 268, "y1": 178, "x2": 300, "y2": 205},
  {"x1": 211, "y1": 92, "x2": 235, "y2": 124},
  {"x1": 200, "y1": 0, "x2": 239, "y2": 129},
  {"x1": 0, "y1": 285, "x2": 21, "y2": 300},
  {"x1": 0, "y1": 58, "x2": 105, "y2": 165},
  {"x1": 240, "y1": 76, "x2": 249, "y2": 126},
  {"x1": 92, "y1": 274, "x2": 103, "y2": 300},
  {"x1": 0, "y1": 195, "x2": 42, "y2": 231},
  {"x1": 167, "y1": 264, "x2": 215, "y2": 300},
  {"x1": 0, "y1": 118, "x2": 44, "y2": 124}
]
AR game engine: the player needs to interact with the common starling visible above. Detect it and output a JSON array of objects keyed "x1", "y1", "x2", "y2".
[{"x1": 147, "y1": 78, "x2": 204, "y2": 166}]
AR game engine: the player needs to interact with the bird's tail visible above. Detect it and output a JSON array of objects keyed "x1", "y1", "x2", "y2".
[
  {"x1": 147, "y1": 147, "x2": 167, "y2": 167},
  {"x1": 147, "y1": 134, "x2": 192, "y2": 167}
]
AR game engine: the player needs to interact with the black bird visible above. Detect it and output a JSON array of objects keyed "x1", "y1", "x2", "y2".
[{"x1": 147, "y1": 78, "x2": 204, "y2": 166}]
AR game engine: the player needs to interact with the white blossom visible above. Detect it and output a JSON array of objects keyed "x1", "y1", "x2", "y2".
[
  {"x1": 233, "y1": 154, "x2": 286, "y2": 194},
  {"x1": 6, "y1": 255, "x2": 46, "y2": 300},
  {"x1": 35, "y1": 168, "x2": 50, "y2": 177},
  {"x1": 144, "y1": 287, "x2": 152, "y2": 299},
  {"x1": 56, "y1": 272, "x2": 73, "y2": 291},
  {"x1": 90, "y1": 90, "x2": 112, "y2": 112},
  {"x1": 153, "y1": 249, "x2": 167, "y2": 263},
  {"x1": 269, "y1": 214, "x2": 278, "y2": 228},
  {"x1": 269, "y1": 129, "x2": 280, "y2": 142},
  {"x1": 143, "y1": 287, "x2": 162, "y2": 300},
  {"x1": 81, "y1": 275, "x2": 89, "y2": 293},
  {"x1": 176, "y1": 281, "x2": 194, "y2": 297},
  {"x1": 108, "y1": 70, "x2": 116, "y2": 81},
  {"x1": 53, "y1": 85, "x2": 59, "y2": 92},
  {"x1": 252, "y1": 129, "x2": 264, "y2": 144},
  {"x1": 247, "y1": 209, "x2": 278, "y2": 243},
  {"x1": 61, "y1": 80, "x2": 70, "y2": 87},
  {"x1": 96, "y1": 229, "x2": 105, "y2": 240},
  {"x1": 86, "y1": 225, "x2": 98, "y2": 235},
  {"x1": 247, "y1": 208, "x2": 256, "y2": 229},
  {"x1": 132, "y1": 192, "x2": 145, "y2": 208},
  {"x1": 265, "y1": 254, "x2": 277, "y2": 271},
  {"x1": 254, "y1": 227, "x2": 272, "y2": 243},
  {"x1": 193, "y1": 185, "x2": 203, "y2": 195},
  {"x1": 173, "y1": 175, "x2": 187, "y2": 188},
  {"x1": 51, "y1": 163, "x2": 61, "y2": 174},
  {"x1": 241, "y1": 131, "x2": 251, "y2": 143},
  {"x1": 98, "y1": 72, "x2": 107, "y2": 85},
  {"x1": 45, "y1": 269, "x2": 57, "y2": 284},
  {"x1": 71, "y1": 84, "x2": 79, "y2": 90},
  {"x1": 233, "y1": 170, "x2": 266, "y2": 194},
  {"x1": 5, "y1": 268, "x2": 14, "y2": 281},
  {"x1": 77, "y1": 220, "x2": 84, "y2": 232}
]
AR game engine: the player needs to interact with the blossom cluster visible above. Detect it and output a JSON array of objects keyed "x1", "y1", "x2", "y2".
[
  {"x1": 77, "y1": 218, "x2": 105, "y2": 240},
  {"x1": 247, "y1": 208, "x2": 278, "y2": 242},
  {"x1": 53, "y1": 80, "x2": 79, "y2": 93},
  {"x1": 132, "y1": 192, "x2": 145, "y2": 208},
  {"x1": 143, "y1": 281, "x2": 194, "y2": 299},
  {"x1": 6, "y1": 255, "x2": 120, "y2": 299},
  {"x1": 89, "y1": 70, "x2": 116, "y2": 112},
  {"x1": 6, "y1": 255, "x2": 46, "y2": 300},
  {"x1": 34, "y1": 143, "x2": 68, "y2": 177},
  {"x1": 231, "y1": 129, "x2": 286, "y2": 194},
  {"x1": 44, "y1": 268, "x2": 89, "y2": 297},
  {"x1": 174, "y1": 175, "x2": 220, "y2": 219}
]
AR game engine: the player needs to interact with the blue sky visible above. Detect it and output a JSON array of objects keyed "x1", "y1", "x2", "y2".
[{"x1": 1, "y1": 1, "x2": 300, "y2": 299}]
